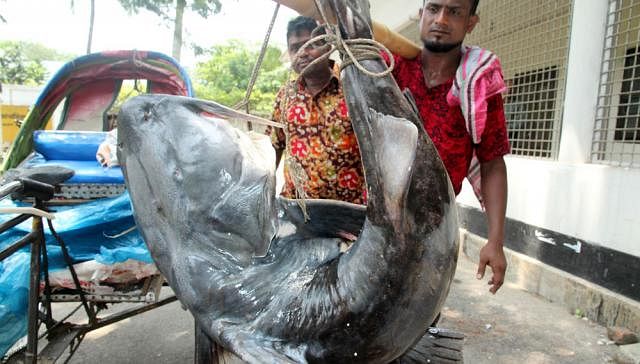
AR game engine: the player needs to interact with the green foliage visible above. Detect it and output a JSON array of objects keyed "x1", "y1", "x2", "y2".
[
  {"x1": 0, "y1": 41, "x2": 75, "y2": 85},
  {"x1": 117, "y1": 0, "x2": 222, "y2": 60},
  {"x1": 190, "y1": 0, "x2": 221, "y2": 17},
  {"x1": 0, "y1": 41, "x2": 75, "y2": 62},
  {"x1": 111, "y1": 80, "x2": 148, "y2": 114},
  {"x1": 194, "y1": 40, "x2": 289, "y2": 117},
  {"x1": 117, "y1": 0, "x2": 221, "y2": 21},
  {"x1": 117, "y1": 0, "x2": 173, "y2": 19},
  {"x1": 0, "y1": 42, "x2": 47, "y2": 85}
]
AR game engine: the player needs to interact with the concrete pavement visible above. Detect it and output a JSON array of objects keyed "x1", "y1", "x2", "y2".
[
  {"x1": 439, "y1": 254, "x2": 621, "y2": 363},
  {"x1": 54, "y1": 255, "x2": 624, "y2": 363}
]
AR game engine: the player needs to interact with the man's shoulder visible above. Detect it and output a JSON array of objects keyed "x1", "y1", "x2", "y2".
[
  {"x1": 389, "y1": 52, "x2": 422, "y2": 84},
  {"x1": 461, "y1": 45, "x2": 502, "y2": 66},
  {"x1": 388, "y1": 52, "x2": 420, "y2": 66}
]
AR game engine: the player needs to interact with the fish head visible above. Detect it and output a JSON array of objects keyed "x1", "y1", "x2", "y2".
[{"x1": 117, "y1": 95, "x2": 277, "y2": 267}]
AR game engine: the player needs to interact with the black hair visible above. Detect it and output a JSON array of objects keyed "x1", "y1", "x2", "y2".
[
  {"x1": 423, "y1": 0, "x2": 480, "y2": 15},
  {"x1": 470, "y1": 0, "x2": 480, "y2": 15},
  {"x1": 286, "y1": 16, "x2": 318, "y2": 41}
]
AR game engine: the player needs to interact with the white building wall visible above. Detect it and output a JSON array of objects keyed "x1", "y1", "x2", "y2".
[
  {"x1": 1, "y1": 84, "x2": 42, "y2": 106},
  {"x1": 458, "y1": 158, "x2": 640, "y2": 257},
  {"x1": 370, "y1": 0, "x2": 640, "y2": 257}
]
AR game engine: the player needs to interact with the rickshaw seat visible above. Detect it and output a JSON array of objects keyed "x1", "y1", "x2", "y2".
[{"x1": 31, "y1": 130, "x2": 124, "y2": 185}]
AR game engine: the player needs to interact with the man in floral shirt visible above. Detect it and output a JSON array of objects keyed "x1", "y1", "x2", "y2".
[{"x1": 268, "y1": 16, "x2": 365, "y2": 204}]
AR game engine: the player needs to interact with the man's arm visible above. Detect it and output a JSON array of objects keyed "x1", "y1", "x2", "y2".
[{"x1": 476, "y1": 156, "x2": 508, "y2": 294}]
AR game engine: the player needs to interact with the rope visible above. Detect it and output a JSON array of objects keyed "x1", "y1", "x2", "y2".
[
  {"x1": 291, "y1": 0, "x2": 395, "y2": 77},
  {"x1": 294, "y1": 32, "x2": 395, "y2": 77},
  {"x1": 278, "y1": 72, "x2": 311, "y2": 221},
  {"x1": 277, "y1": 1, "x2": 395, "y2": 221},
  {"x1": 234, "y1": 2, "x2": 281, "y2": 130}
]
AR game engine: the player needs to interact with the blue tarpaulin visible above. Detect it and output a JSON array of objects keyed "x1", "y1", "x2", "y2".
[{"x1": 0, "y1": 192, "x2": 150, "y2": 357}]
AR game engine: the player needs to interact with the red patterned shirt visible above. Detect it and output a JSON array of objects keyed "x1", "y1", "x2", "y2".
[
  {"x1": 268, "y1": 75, "x2": 365, "y2": 204},
  {"x1": 391, "y1": 54, "x2": 510, "y2": 195}
]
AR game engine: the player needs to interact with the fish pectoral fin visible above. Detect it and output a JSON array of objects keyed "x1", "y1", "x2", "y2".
[
  {"x1": 220, "y1": 330, "x2": 306, "y2": 364},
  {"x1": 397, "y1": 327, "x2": 464, "y2": 362},
  {"x1": 369, "y1": 109, "x2": 419, "y2": 213},
  {"x1": 402, "y1": 88, "x2": 424, "y2": 127}
]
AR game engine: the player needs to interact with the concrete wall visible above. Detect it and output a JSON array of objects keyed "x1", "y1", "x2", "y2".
[
  {"x1": 369, "y1": 0, "x2": 640, "y2": 258},
  {"x1": 458, "y1": 157, "x2": 640, "y2": 257},
  {"x1": 0, "y1": 84, "x2": 44, "y2": 148},
  {"x1": 1, "y1": 84, "x2": 42, "y2": 106}
]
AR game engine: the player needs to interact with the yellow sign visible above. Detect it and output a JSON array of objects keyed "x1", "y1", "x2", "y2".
[{"x1": 0, "y1": 105, "x2": 53, "y2": 147}]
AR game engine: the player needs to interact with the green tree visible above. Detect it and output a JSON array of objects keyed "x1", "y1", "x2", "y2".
[
  {"x1": 193, "y1": 40, "x2": 288, "y2": 117},
  {"x1": 1, "y1": 41, "x2": 75, "y2": 63},
  {"x1": 0, "y1": 42, "x2": 47, "y2": 85},
  {"x1": 117, "y1": 0, "x2": 222, "y2": 61}
]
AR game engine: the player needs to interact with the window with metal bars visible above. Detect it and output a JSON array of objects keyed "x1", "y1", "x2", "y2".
[
  {"x1": 615, "y1": 47, "x2": 640, "y2": 142},
  {"x1": 396, "y1": 1, "x2": 572, "y2": 158},
  {"x1": 593, "y1": 0, "x2": 640, "y2": 167},
  {"x1": 464, "y1": 0, "x2": 572, "y2": 158},
  {"x1": 505, "y1": 67, "x2": 558, "y2": 158}
]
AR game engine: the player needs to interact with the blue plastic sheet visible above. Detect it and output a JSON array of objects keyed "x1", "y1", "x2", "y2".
[{"x1": 0, "y1": 192, "x2": 151, "y2": 357}]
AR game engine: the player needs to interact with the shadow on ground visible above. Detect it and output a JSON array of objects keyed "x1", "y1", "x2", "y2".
[{"x1": 59, "y1": 256, "x2": 620, "y2": 363}]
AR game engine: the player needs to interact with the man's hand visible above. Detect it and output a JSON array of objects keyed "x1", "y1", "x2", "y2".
[
  {"x1": 96, "y1": 143, "x2": 112, "y2": 167},
  {"x1": 478, "y1": 157, "x2": 508, "y2": 294},
  {"x1": 476, "y1": 242, "x2": 507, "y2": 294}
]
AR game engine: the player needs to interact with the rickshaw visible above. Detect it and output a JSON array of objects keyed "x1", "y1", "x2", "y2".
[{"x1": 0, "y1": 50, "x2": 193, "y2": 363}]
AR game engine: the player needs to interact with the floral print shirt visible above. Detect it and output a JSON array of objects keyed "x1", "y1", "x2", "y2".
[{"x1": 268, "y1": 75, "x2": 365, "y2": 204}]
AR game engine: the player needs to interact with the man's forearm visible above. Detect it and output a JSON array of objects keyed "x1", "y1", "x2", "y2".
[{"x1": 480, "y1": 157, "x2": 508, "y2": 245}]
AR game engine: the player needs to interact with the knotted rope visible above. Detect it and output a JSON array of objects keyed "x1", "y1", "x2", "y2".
[
  {"x1": 294, "y1": 0, "x2": 395, "y2": 78},
  {"x1": 234, "y1": 2, "x2": 282, "y2": 131}
]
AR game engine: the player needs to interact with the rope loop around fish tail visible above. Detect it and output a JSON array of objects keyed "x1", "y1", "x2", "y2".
[
  {"x1": 294, "y1": 28, "x2": 395, "y2": 79},
  {"x1": 291, "y1": 0, "x2": 395, "y2": 78}
]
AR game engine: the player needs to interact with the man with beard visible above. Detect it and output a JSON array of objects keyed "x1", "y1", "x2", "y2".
[
  {"x1": 268, "y1": 16, "x2": 366, "y2": 204},
  {"x1": 389, "y1": 0, "x2": 509, "y2": 294}
]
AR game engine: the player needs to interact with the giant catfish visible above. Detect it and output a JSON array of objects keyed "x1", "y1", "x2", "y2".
[{"x1": 117, "y1": 0, "x2": 459, "y2": 362}]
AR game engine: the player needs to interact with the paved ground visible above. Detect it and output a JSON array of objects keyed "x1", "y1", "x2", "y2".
[
  {"x1": 47, "y1": 255, "x2": 622, "y2": 363},
  {"x1": 439, "y1": 255, "x2": 621, "y2": 363}
]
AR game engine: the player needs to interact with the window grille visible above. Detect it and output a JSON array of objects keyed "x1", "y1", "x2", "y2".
[
  {"x1": 465, "y1": 0, "x2": 573, "y2": 159},
  {"x1": 593, "y1": 0, "x2": 640, "y2": 167},
  {"x1": 505, "y1": 67, "x2": 558, "y2": 158}
]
